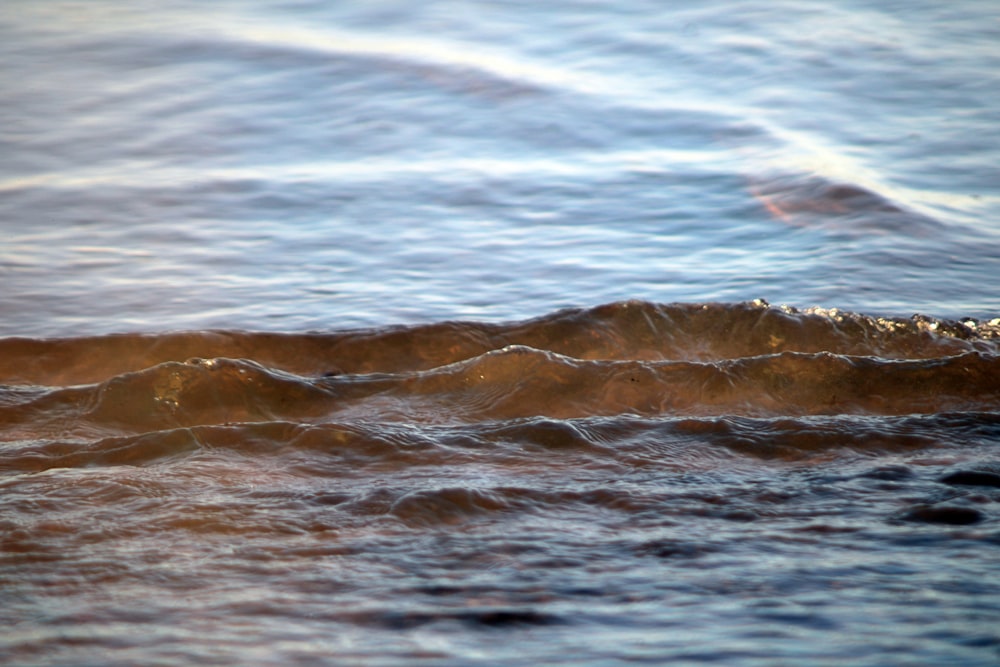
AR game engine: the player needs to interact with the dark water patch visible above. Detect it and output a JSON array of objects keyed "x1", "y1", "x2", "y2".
[
  {"x1": 858, "y1": 465, "x2": 915, "y2": 481},
  {"x1": 940, "y1": 470, "x2": 1000, "y2": 488},
  {"x1": 356, "y1": 607, "x2": 565, "y2": 631},
  {"x1": 901, "y1": 505, "x2": 984, "y2": 526},
  {"x1": 634, "y1": 539, "x2": 720, "y2": 560}
]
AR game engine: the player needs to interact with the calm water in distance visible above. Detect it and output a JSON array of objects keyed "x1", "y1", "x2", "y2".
[{"x1": 1, "y1": 0, "x2": 999, "y2": 335}]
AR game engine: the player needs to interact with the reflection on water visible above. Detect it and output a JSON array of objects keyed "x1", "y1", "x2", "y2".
[{"x1": 1, "y1": 0, "x2": 1000, "y2": 335}]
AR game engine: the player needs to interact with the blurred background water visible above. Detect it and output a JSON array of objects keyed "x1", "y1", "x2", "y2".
[{"x1": 2, "y1": 0, "x2": 998, "y2": 336}]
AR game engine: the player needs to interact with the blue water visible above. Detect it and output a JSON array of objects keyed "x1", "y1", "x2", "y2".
[
  {"x1": 1, "y1": 0, "x2": 999, "y2": 336},
  {"x1": 2, "y1": 3, "x2": 1000, "y2": 666}
]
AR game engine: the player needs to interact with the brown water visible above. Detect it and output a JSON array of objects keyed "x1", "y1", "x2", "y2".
[{"x1": 3, "y1": 301, "x2": 1000, "y2": 666}]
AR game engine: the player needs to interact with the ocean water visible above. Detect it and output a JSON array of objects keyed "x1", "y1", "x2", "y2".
[{"x1": 2, "y1": 1, "x2": 1000, "y2": 665}]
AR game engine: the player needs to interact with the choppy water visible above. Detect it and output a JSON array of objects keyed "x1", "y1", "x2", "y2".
[
  {"x1": 2, "y1": 1, "x2": 1000, "y2": 665},
  {"x1": 3, "y1": 302, "x2": 1000, "y2": 666}
]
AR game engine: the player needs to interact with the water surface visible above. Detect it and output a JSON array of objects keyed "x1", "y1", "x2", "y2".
[
  {"x1": 2, "y1": 1, "x2": 1000, "y2": 665},
  {"x1": 1, "y1": 0, "x2": 999, "y2": 334}
]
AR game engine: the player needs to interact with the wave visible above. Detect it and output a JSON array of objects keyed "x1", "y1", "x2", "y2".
[
  {"x1": 1, "y1": 301, "x2": 998, "y2": 466},
  {"x1": 748, "y1": 174, "x2": 949, "y2": 236},
  {"x1": 6, "y1": 409, "x2": 998, "y2": 473},
  {"x1": 3, "y1": 300, "x2": 998, "y2": 382}
]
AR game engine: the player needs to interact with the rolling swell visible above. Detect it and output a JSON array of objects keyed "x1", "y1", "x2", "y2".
[
  {"x1": 1, "y1": 300, "x2": 998, "y2": 466},
  {"x1": 1, "y1": 301, "x2": 997, "y2": 428},
  {"x1": 2, "y1": 300, "x2": 997, "y2": 382}
]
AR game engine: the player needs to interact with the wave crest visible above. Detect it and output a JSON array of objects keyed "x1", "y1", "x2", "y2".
[{"x1": 1, "y1": 302, "x2": 997, "y2": 437}]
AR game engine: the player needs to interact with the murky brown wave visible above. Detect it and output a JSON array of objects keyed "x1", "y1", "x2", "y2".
[{"x1": 3, "y1": 301, "x2": 1000, "y2": 666}]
